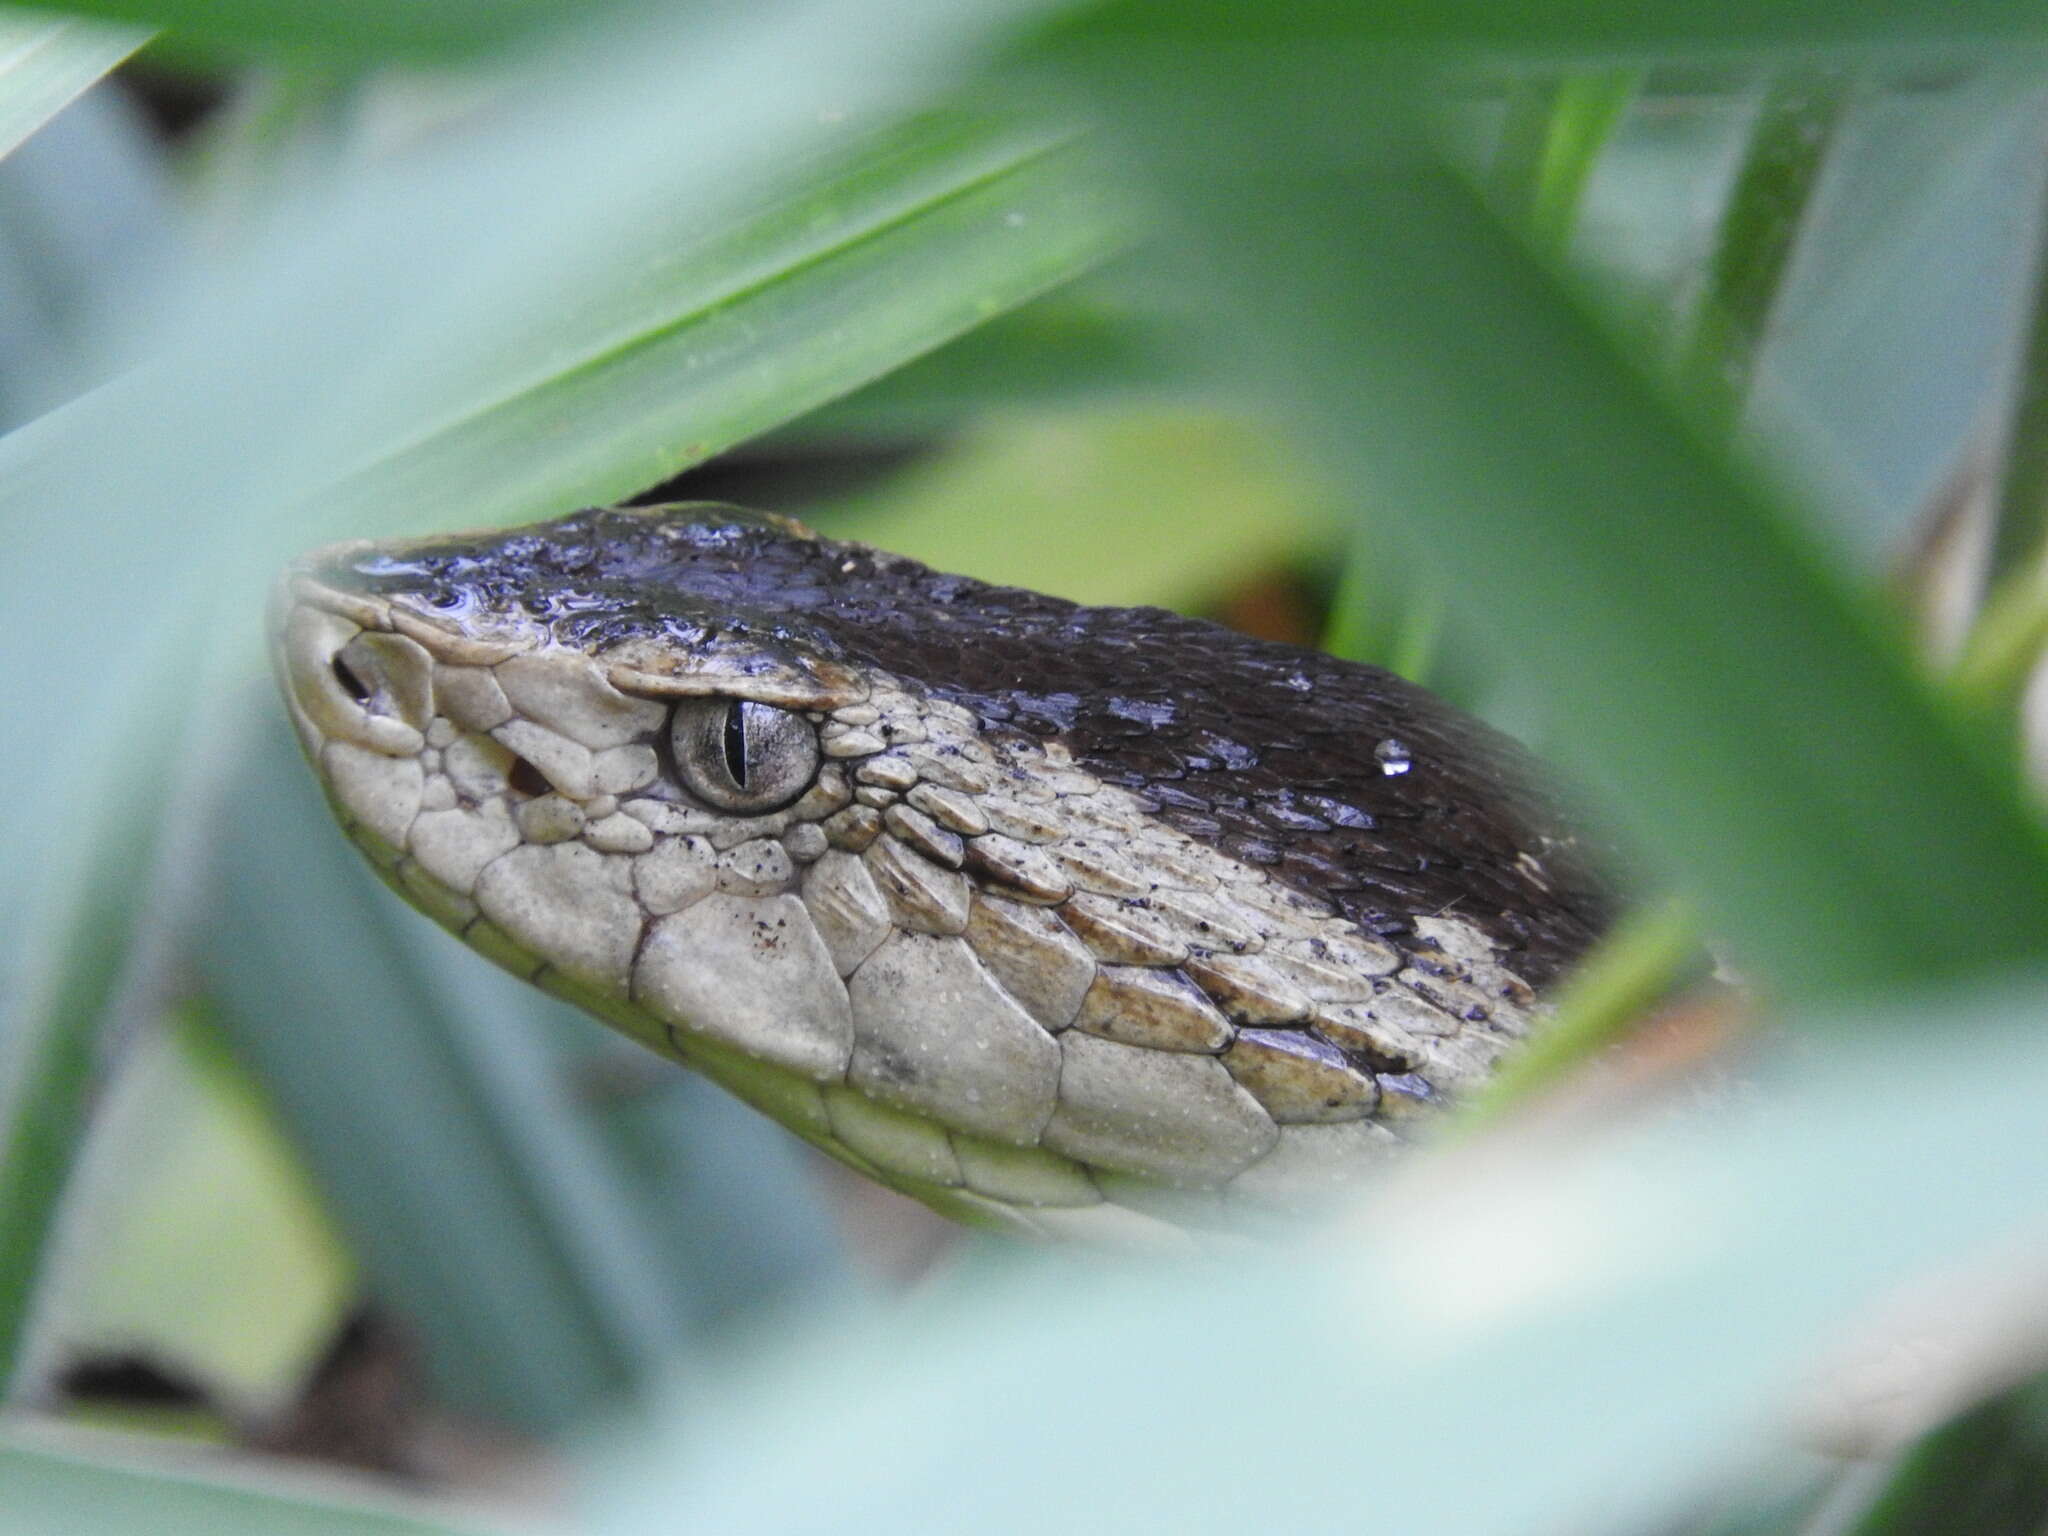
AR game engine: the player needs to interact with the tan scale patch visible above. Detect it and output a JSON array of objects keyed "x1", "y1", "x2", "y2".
[{"x1": 278, "y1": 573, "x2": 1555, "y2": 1247}]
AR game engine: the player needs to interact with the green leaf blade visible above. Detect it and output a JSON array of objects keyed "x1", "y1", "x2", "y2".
[
  {"x1": 1, "y1": 1434, "x2": 505, "y2": 1536},
  {"x1": 1037, "y1": 33, "x2": 2048, "y2": 1001},
  {"x1": 0, "y1": 13, "x2": 146, "y2": 164},
  {"x1": 312, "y1": 128, "x2": 1131, "y2": 532}
]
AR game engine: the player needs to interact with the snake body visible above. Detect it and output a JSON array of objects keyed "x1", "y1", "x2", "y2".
[{"x1": 273, "y1": 504, "x2": 1610, "y2": 1243}]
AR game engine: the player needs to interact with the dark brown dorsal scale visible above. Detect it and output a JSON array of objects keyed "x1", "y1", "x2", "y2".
[{"x1": 332, "y1": 505, "x2": 1614, "y2": 986}]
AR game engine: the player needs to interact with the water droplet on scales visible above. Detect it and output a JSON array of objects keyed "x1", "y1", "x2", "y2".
[{"x1": 1375, "y1": 738, "x2": 1413, "y2": 776}]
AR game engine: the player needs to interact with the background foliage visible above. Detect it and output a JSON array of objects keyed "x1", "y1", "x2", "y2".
[{"x1": 4, "y1": 2, "x2": 2048, "y2": 1533}]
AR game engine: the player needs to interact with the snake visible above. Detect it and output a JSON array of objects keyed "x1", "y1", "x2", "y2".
[{"x1": 271, "y1": 503, "x2": 1612, "y2": 1245}]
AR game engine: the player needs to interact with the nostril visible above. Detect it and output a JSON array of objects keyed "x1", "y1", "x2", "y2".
[
  {"x1": 507, "y1": 756, "x2": 551, "y2": 798},
  {"x1": 332, "y1": 654, "x2": 372, "y2": 703}
]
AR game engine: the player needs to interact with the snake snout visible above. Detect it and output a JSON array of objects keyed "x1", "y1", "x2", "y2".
[{"x1": 274, "y1": 585, "x2": 434, "y2": 758}]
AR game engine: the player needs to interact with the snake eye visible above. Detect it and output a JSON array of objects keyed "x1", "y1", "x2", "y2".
[{"x1": 669, "y1": 697, "x2": 820, "y2": 813}]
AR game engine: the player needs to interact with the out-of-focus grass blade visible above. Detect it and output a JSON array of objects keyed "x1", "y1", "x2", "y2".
[
  {"x1": 14, "y1": 0, "x2": 614, "y2": 62},
  {"x1": 0, "y1": 647, "x2": 192, "y2": 1396},
  {"x1": 1731, "y1": 74, "x2": 2048, "y2": 568},
  {"x1": 1319, "y1": 528, "x2": 1444, "y2": 684},
  {"x1": 0, "y1": 81, "x2": 181, "y2": 426},
  {"x1": 1952, "y1": 547, "x2": 2048, "y2": 723},
  {"x1": 0, "y1": 71, "x2": 179, "y2": 1395},
  {"x1": 580, "y1": 972, "x2": 2048, "y2": 1536},
  {"x1": 1666, "y1": 1471, "x2": 1840, "y2": 1536},
  {"x1": 1346, "y1": 68, "x2": 1632, "y2": 692},
  {"x1": 1487, "y1": 78, "x2": 1557, "y2": 224},
  {"x1": 0, "y1": 11, "x2": 145, "y2": 163},
  {"x1": 311, "y1": 124, "x2": 1127, "y2": 534},
  {"x1": 1083, "y1": 3, "x2": 2048, "y2": 55},
  {"x1": 1, "y1": 1433, "x2": 506, "y2": 1536},
  {"x1": 173, "y1": 69, "x2": 362, "y2": 256},
  {"x1": 1878, "y1": 1393, "x2": 2048, "y2": 1534},
  {"x1": 1028, "y1": 28, "x2": 2048, "y2": 1002},
  {"x1": 795, "y1": 274, "x2": 1207, "y2": 441},
  {"x1": 1839, "y1": 1379, "x2": 2048, "y2": 1536},
  {"x1": 25, "y1": 1005, "x2": 352, "y2": 1409},
  {"x1": 1677, "y1": 70, "x2": 1849, "y2": 436},
  {"x1": 1991, "y1": 193, "x2": 2048, "y2": 586},
  {"x1": 49, "y1": 0, "x2": 2046, "y2": 70},
  {"x1": 1961, "y1": 102, "x2": 2048, "y2": 713},
  {"x1": 816, "y1": 408, "x2": 1322, "y2": 609},
  {"x1": 1565, "y1": 73, "x2": 1757, "y2": 353},
  {"x1": 1990, "y1": 364, "x2": 2048, "y2": 610},
  {"x1": 1451, "y1": 897, "x2": 1705, "y2": 1129},
  {"x1": 564, "y1": 1050, "x2": 851, "y2": 1335},
  {"x1": 1489, "y1": 69, "x2": 1638, "y2": 260},
  {"x1": 0, "y1": 780, "x2": 152, "y2": 1395}
]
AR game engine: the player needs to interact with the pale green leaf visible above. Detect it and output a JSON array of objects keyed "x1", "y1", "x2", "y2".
[
  {"x1": 0, "y1": 11, "x2": 145, "y2": 164},
  {"x1": 0, "y1": 1433, "x2": 504, "y2": 1536}
]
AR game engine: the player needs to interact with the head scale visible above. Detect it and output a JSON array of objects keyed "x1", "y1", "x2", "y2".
[{"x1": 272, "y1": 503, "x2": 1608, "y2": 1244}]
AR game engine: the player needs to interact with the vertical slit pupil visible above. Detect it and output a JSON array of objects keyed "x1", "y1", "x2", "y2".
[{"x1": 723, "y1": 700, "x2": 750, "y2": 787}]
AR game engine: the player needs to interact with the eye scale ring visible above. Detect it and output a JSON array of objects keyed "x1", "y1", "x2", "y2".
[{"x1": 671, "y1": 696, "x2": 822, "y2": 813}]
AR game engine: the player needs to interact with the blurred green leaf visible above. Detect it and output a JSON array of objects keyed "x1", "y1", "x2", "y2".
[
  {"x1": 1044, "y1": 3, "x2": 2048, "y2": 55},
  {"x1": 1678, "y1": 69, "x2": 1850, "y2": 436},
  {"x1": 0, "y1": 1433, "x2": 505, "y2": 1535},
  {"x1": 0, "y1": 78, "x2": 178, "y2": 424},
  {"x1": 1487, "y1": 78, "x2": 1557, "y2": 224},
  {"x1": 1489, "y1": 69, "x2": 1638, "y2": 260},
  {"x1": 1030, "y1": 23, "x2": 2048, "y2": 1002},
  {"x1": 1993, "y1": 199, "x2": 2048, "y2": 585},
  {"x1": 815, "y1": 408, "x2": 1324, "y2": 610},
  {"x1": 1320, "y1": 525, "x2": 1446, "y2": 685},
  {"x1": 173, "y1": 68, "x2": 361, "y2": 254},
  {"x1": 25, "y1": 1007, "x2": 352, "y2": 1408},
  {"x1": 38, "y1": 0, "x2": 2048, "y2": 68},
  {"x1": 309, "y1": 120, "x2": 1129, "y2": 536},
  {"x1": 0, "y1": 11, "x2": 145, "y2": 162},
  {"x1": 0, "y1": 805, "x2": 140, "y2": 1394},
  {"x1": 1667, "y1": 1473, "x2": 1842, "y2": 1536},
  {"x1": 0, "y1": 638, "x2": 194, "y2": 1396},
  {"x1": 1453, "y1": 897, "x2": 1705, "y2": 1128},
  {"x1": 794, "y1": 271, "x2": 1209, "y2": 441},
  {"x1": 1740, "y1": 73, "x2": 2048, "y2": 561},
  {"x1": 1952, "y1": 546, "x2": 2048, "y2": 722},
  {"x1": 15, "y1": 0, "x2": 618, "y2": 62},
  {"x1": 1566, "y1": 72, "x2": 1757, "y2": 351},
  {"x1": 580, "y1": 972, "x2": 2048, "y2": 1536},
  {"x1": 1841, "y1": 1378, "x2": 2048, "y2": 1536}
]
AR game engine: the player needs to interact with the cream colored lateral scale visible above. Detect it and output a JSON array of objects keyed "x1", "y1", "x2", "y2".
[{"x1": 272, "y1": 505, "x2": 1610, "y2": 1247}]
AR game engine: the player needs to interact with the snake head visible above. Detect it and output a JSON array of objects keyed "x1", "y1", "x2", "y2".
[
  {"x1": 273, "y1": 506, "x2": 883, "y2": 1086},
  {"x1": 273, "y1": 503, "x2": 1602, "y2": 1244}
]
